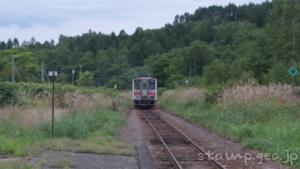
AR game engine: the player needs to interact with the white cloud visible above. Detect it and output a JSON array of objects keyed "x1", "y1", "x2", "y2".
[{"x1": 0, "y1": 0, "x2": 267, "y2": 42}]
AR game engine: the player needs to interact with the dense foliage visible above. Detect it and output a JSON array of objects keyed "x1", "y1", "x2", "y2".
[
  {"x1": 0, "y1": 83, "x2": 16, "y2": 106},
  {"x1": 0, "y1": 0, "x2": 299, "y2": 88}
]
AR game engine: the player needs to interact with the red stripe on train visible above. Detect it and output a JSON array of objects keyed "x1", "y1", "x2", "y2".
[
  {"x1": 148, "y1": 91, "x2": 156, "y2": 96},
  {"x1": 134, "y1": 90, "x2": 141, "y2": 96}
]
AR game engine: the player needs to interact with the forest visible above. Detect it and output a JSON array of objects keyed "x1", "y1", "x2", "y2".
[{"x1": 0, "y1": 0, "x2": 299, "y2": 89}]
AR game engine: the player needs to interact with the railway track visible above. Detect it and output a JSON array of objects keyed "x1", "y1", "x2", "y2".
[{"x1": 143, "y1": 110, "x2": 226, "y2": 169}]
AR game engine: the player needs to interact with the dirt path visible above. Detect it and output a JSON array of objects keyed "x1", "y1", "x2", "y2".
[{"x1": 28, "y1": 151, "x2": 138, "y2": 169}]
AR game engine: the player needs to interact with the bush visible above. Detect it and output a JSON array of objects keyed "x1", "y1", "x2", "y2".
[
  {"x1": 262, "y1": 63, "x2": 292, "y2": 84},
  {"x1": 78, "y1": 71, "x2": 95, "y2": 86},
  {"x1": 0, "y1": 83, "x2": 17, "y2": 106},
  {"x1": 293, "y1": 86, "x2": 300, "y2": 96},
  {"x1": 202, "y1": 59, "x2": 230, "y2": 85},
  {"x1": 204, "y1": 87, "x2": 223, "y2": 104}
]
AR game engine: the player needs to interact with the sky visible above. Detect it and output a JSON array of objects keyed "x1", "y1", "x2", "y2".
[{"x1": 0, "y1": 0, "x2": 266, "y2": 42}]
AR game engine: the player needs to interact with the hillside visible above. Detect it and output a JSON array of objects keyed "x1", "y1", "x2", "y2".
[{"x1": 0, "y1": 0, "x2": 299, "y2": 88}]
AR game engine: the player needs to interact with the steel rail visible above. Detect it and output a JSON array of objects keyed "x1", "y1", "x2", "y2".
[
  {"x1": 143, "y1": 111, "x2": 226, "y2": 169},
  {"x1": 143, "y1": 112, "x2": 183, "y2": 169},
  {"x1": 162, "y1": 116, "x2": 226, "y2": 169}
]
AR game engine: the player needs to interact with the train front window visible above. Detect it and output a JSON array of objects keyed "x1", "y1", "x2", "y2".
[
  {"x1": 134, "y1": 80, "x2": 140, "y2": 90},
  {"x1": 149, "y1": 81, "x2": 155, "y2": 90}
]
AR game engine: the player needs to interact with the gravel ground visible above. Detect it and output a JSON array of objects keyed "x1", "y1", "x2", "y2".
[
  {"x1": 29, "y1": 151, "x2": 138, "y2": 169},
  {"x1": 122, "y1": 108, "x2": 155, "y2": 169},
  {"x1": 155, "y1": 107, "x2": 291, "y2": 169}
]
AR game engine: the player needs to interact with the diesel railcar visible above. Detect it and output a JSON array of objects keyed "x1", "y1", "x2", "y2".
[{"x1": 132, "y1": 76, "x2": 157, "y2": 107}]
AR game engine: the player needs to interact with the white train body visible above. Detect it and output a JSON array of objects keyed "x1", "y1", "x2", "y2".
[{"x1": 132, "y1": 77, "x2": 157, "y2": 107}]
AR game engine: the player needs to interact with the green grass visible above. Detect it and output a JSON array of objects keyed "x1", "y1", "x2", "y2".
[
  {"x1": 0, "y1": 160, "x2": 32, "y2": 169},
  {"x1": 161, "y1": 97, "x2": 300, "y2": 168},
  {"x1": 0, "y1": 105, "x2": 130, "y2": 157},
  {"x1": 0, "y1": 121, "x2": 45, "y2": 156}
]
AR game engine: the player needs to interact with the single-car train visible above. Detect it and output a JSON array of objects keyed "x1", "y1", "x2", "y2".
[{"x1": 132, "y1": 76, "x2": 157, "y2": 108}]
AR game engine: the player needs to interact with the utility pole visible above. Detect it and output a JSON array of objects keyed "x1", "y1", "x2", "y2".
[
  {"x1": 72, "y1": 69, "x2": 75, "y2": 85},
  {"x1": 12, "y1": 56, "x2": 15, "y2": 83},
  {"x1": 189, "y1": 63, "x2": 192, "y2": 78},
  {"x1": 48, "y1": 71, "x2": 57, "y2": 139},
  {"x1": 194, "y1": 58, "x2": 197, "y2": 75},
  {"x1": 41, "y1": 62, "x2": 44, "y2": 82},
  {"x1": 52, "y1": 78, "x2": 54, "y2": 138}
]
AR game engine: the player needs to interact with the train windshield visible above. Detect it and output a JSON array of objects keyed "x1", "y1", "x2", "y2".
[
  {"x1": 134, "y1": 80, "x2": 141, "y2": 89},
  {"x1": 149, "y1": 80, "x2": 155, "y2": 90}
]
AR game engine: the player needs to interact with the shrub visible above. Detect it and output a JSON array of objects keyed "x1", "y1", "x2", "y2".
[
  {"x1": 0, "y1": 83, "x2": 17, "y2": 106},
  {"x1": 204, "y1": 87, "x2": 223, "y2": 104},
  {"x1": 78, "y1": 71, "x2": 95, "y2": 86},
  {"x1": 202, "y1": 59, "x2": 230, "y2": 85},
  {"x1": 262, "y1": 63, "x2": 292, "y2": 84},
  {"x1": 293, "y1": 86, "x2": 300, "y2": 96}
]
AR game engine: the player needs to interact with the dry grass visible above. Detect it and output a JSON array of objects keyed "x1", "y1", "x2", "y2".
[
  {"x1": 0, "y1": 92, "x2": 115, "y2": 127},
  {"x1": 161, "y1": 82, "x2": 300, "y2": 106},
  {"x1": 220, "y1": 82, "x2": 300, "y2": 104},
  {"x1": 0, "y1": 99, "x2": 68, "y2": 127},
  {"x1": 91, "y1": 93, "x2": 114, "y2": 108},
  {"x1": 0, "y1": 159, "x2": 30, "y2": 169},
  {"x1": 42, "y1": 138, "x2": 134, "y2": 156},
  {"x1": 162, "y1": 87, "x2": 205, "y2": 103},
  {"x1": 118, "y1": 91, "x2": 131, "y2": 100}
]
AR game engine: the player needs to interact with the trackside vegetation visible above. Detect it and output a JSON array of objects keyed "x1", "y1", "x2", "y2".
[
  {"x1": 0, "y1": 107, "x2": 128, "y2": 155},
  {"x1": 0, "y1": 82, "x2": 132, "y2": 168},
  {"x1": 161, "y1": 85, "x2": 300, "y2": 168}
]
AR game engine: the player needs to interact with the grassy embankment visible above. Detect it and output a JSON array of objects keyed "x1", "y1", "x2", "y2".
[
  {"x1": 160, "y1": 82, "x2": 300, "y2": 168},
  {"x1": 0, "y1": 82, "x2": 132, "y2": 169}
]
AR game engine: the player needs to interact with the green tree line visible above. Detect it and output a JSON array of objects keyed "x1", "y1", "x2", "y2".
[{"x1": 0, "y1": 0, "x2": 299, "y2": 88}]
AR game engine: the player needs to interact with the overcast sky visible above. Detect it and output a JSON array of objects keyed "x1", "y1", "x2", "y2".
[{"x1": 0, "y1": 0, "x2": 266, "y2": 42}]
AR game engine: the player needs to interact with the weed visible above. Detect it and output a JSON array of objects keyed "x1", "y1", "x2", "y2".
[{"x1": 161, "y1": 86, "x2": 300, "y2": 168}]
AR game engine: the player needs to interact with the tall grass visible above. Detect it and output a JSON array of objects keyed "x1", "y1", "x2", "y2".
[
  {"x1": 0, "y1": 82, "x2": 131, "y2": 158},
  {"x1": 161, "y1": 84, "x2": 300, "y2": 168},
  {"x1": 49, "y1": 107, "x2": 124, "y2": 139},
  {"x1": 221, "y1": 82, "x2": 299, "y2": 104},
  {"x1": 163, "y1": 87, "x2": 205, "y2": 103},
  {"x1": 0, "y1": 105, "x2": 124, "y2": 157}
]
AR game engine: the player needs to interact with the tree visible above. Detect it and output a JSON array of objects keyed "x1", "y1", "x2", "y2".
[
  {"x1": 78, "y1": 71, "x2": 95, "y2": 86},
  {"x1": 0, "y1": 42, "x2": 6, "y2": 50},
  {"x1": 13, "y1": 38, "x2": 19, "y2": 48},
  {"x1": 262, "y1": 63, "x2": 294, "y2": 84},
  {"x1": 0, "y1": 0, "x2": 296, "y2": 87},
  {"x1": 202, "y1": 59, "x2": 230, "y2": 85},
  {"x1": 267, "y1": 0, "x2": 300, "y2": 64},
  {"x1": 6, "y1": 39, "x2": 13, "y2": 49},
  {"x1": 30, "y1": 37, "x2": 36, "y2": 45},
  {"x1": 118, "y1": 29, "x2": 128, "y2": 40},
  {"x1": 50, "y1": 39, "x2": 55, "y2": 47}
]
